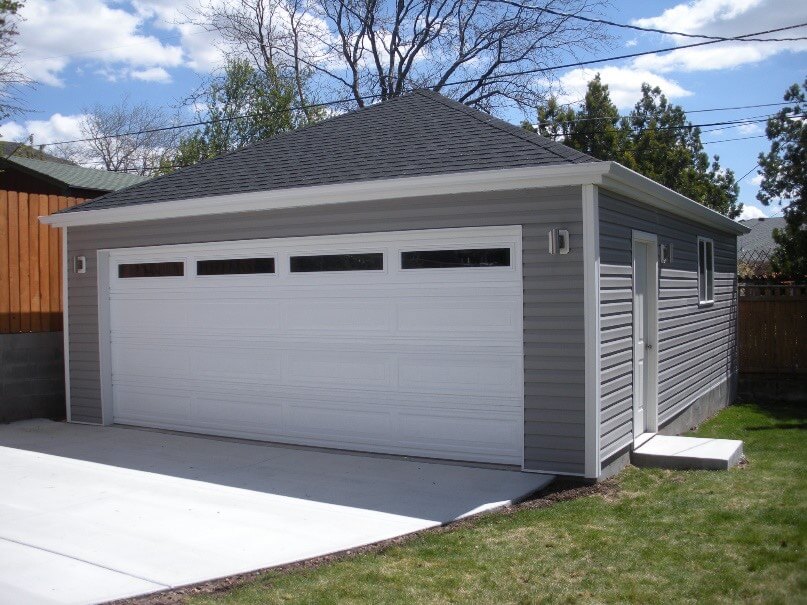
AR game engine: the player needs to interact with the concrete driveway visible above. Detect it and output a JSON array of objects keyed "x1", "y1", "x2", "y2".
[{"x1": 0, "y1": 420, "x2": 553, "y2": 605}]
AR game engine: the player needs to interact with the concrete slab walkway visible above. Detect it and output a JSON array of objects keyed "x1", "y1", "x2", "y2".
[
  {"x1": 632, "y1": 435, "x2": 744, "y2": 470},
  {"x1": 0, "y1": 420, "x2": 553, "y2": 605}
]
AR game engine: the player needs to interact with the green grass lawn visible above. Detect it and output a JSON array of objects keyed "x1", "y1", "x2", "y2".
[{"x1": 190, "y1": 402, "x2": 806, "y2": 605}]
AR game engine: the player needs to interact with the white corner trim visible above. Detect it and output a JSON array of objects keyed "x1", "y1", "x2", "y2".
[
  {"x1": 40, "y1": 163, "x2": 606, "y2": 227},
  {"x1": 582, "y1": 184, "x2": 601, "y2": 479},
  {"x1": 62, "y1": 228, "x2": 71, "y2": 423},
  {"x1": 96, "y1": 250, "x2": 114, "y2": 425}
]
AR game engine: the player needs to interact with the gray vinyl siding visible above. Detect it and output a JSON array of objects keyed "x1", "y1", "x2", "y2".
[
  {"x1": 598, "y1": 190, "x2": 738, "y2": 466},
  {"x1": 66, "y1": 186, "x2": 586, "y2": 474}
]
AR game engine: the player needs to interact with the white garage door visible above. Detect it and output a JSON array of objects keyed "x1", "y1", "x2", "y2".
[{"x1": 106, "y1": 226, "x2": 524, "y2": 465}]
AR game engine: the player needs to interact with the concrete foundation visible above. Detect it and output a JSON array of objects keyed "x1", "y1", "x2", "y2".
[
  {"x1": 0, "y1": 332, "x2": 65, "y2": 423},
  {"x1": 658, "y1": 376, "x2": 735, "y2": 436}
]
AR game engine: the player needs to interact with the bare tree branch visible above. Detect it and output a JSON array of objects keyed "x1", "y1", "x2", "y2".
[
  {"x1": 194, "y1": 0, "x2": 609, "y2": 114},
  {"x1": 65, "y1": 97, "x2": 180, "y2": 175}
]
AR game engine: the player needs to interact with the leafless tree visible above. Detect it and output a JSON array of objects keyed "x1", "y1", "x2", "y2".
[
  {"x1": 65, "y1": 98, "x2": 181, "y2": 175},
  {"x1": 194, "y1": 0, "x2": 608, "y2": 113},
  {"x1": 0, "y1": 0, "x2": 31, "y2": 120}
]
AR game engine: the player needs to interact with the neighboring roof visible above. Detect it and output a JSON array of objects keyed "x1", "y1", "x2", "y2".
[
  {"x1": 738, "y1": 217, "x2": 787, "y2": 253},
  {"x1": 60, "y1": 89, "x2": 595, "y2": 214},
  {"x1": 2, "y1": 155, "x2": 149, "y2": 192},
  {"x1": 0, "y1": 141, "x2": 75, "y2": 164}
]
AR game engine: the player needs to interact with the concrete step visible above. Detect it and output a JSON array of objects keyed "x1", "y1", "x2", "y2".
[{"x1": 631, "y1": 435, "x2": 744, "y2": 471}]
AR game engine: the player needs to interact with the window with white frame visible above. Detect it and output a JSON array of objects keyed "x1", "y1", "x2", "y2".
[{"x1": 697, "y1": 237, "x2": 714, "y2": 304}]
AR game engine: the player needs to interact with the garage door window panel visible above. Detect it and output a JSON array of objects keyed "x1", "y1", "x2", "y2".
[
  {"x1": 197, "y1": 257, "x2": 276, "y2": 276},
  {"x1": 118, "y1": 262, "x2": 184, "y2": 279},
  {"x1": 290, "y1": 253, "x2": 384, "y2": 273},
  {"x1": 401, "y1": 248, "x2": 510, "y2": 269}
]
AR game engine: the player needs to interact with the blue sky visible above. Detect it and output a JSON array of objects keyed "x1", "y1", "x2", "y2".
[{"x1": 4, "y1": 0, "x2": 806, "y2": 219}]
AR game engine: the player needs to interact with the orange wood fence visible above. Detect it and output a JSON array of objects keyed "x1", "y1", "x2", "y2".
[
  {"x1": 0, "y1": 190, "x2": 86, "y2": 334},
  {"x1": 739, "y1": 283, "x2": 807, "y2": 374}
]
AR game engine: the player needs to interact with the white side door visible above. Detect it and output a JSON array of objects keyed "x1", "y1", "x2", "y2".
[{"x1": 632, "y1": 233, "x2": 658, "y2": 440}]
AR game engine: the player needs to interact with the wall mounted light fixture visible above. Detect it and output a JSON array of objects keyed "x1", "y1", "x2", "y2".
[{"x1": 548, "y1": 228, "x2": 570, "y2": 255}]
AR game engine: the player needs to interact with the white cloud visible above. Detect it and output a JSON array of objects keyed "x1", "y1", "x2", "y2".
[
  {"x1": 631, "y1": 0, "x2": 807, "y2": 73},
  {"x1": 18, "y1": 0, "x2": 184, "y2": 86},
  {"x1": 0, "y1": 113, "x2": 85, "y2": 147},
  {"x1": 555, "y1": 66, "x2": 693, "y2": 110},
  {"x1": 736, "y1": 122, "x2": 763, "y2": 135},
  {"x1": 625, "y1": 39, "x2": 638, "y2": 48},
  {"x1": 739, "y1": 205, "x2": 767, "y2": 219},
  {"x1": 750, "y1": 173, "x2": 764, "y2": 186},
  {"x1": 131, "y1": 66, "x2": 172, "y2": 83}
]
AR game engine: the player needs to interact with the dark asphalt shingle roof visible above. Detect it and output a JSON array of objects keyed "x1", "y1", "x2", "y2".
[
  {"x1": 62, "y1": 90, "x2": 597, "y2": 214},
  {"x1": 4, "y1": 155, "x2": 150, "y2": 191},
  {"x1": 738, "y1": 217, "x2": 787, "y2": 253}
]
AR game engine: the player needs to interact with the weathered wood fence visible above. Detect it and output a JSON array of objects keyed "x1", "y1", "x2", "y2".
[
  {"x1": 738, "y1": 283, "x2": 807, "y2": 374},
  {"x1": 0, "y1": 190, "x2": 86, "y2": 334}
]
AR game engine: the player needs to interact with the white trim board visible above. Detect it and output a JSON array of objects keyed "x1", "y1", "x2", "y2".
[
  {"x1": 41, "y1": 162, "x2": 748, "y2": 236},
  {"x1": 62, "y1": 229, "x2": 71, "y2": 423},
  {"x1": 582, "y1": 184, "x2": 601, "y2": 479}
]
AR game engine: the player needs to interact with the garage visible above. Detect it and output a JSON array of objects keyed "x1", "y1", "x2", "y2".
[{"x1": 104, "y1": 226, "x2": 524, "y2": 465}]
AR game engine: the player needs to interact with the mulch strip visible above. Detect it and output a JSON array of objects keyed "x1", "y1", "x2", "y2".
[{"x1": 110, "y1": 476, "x2": 618, "y2": 605}]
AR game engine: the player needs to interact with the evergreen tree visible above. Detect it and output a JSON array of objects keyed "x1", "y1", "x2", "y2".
[
  {"x1": 757, "y1": 78, "x2": 806, "y2": 277},
  {"x1": 527, "y1": 76, "x2": 741, "y2": 218},
  {"x1": 161, "y1": 60, "x2": 317, "y2": 173},
  {"x1": 568, "y1": 74, "x2": 627, "y2": 162}
]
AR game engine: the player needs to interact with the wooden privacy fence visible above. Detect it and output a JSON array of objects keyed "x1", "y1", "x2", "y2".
[
  {"x1": 0, "y1": 190, "x2": 86, "y2": 334},
  {"x1": 738, "y1": 283, "x2": 807, "y2": 374}
]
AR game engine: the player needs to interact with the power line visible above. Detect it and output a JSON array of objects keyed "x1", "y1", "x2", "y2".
[
  {"x1": 737, "y1": 164, "x2": 761, "y2": 182},
  {"x1": 531, "y1": 5, "x2": 807, "y2": 42},
  {"x1": 686, "y1": 101, "x2": 792, "y2": 114},
  {"x1": 35, "y1": 22, "x2": 807, "y2": 148},
  {"x1": 540, "y1": 109, "x2": 781, "y2": 128},
  {"x1": 702, "y1": 134, "x2": 767, "y2": 144},
  {"x1": 544, "y1": 113, "x2": 802, "y2": 138},
  {"x1": 20, "y1": 7, "x2": 806, "y2": 67},
  {"x1": 438, "y1": 22, "x2": 807, "y2": 89}
]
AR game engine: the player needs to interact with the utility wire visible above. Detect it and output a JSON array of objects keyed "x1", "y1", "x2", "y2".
[
  {"x1": 20, "y1": 7, "x2": 806, "y2": 66},
  {"x1": 539, "y1": 109, "x2": 781, "y2": 128},
  {"x1": 35, "y1": 22, "x2": 807, "y2": 148},
  {"x1": 531, "y1": 5, "x2": 807, "y2": 42},
  {"x1": 737, "y1": 164, "x2": 761, "y2": 182},
  {"x1": 702, "y1": 134, "x2": 767, "y2": 144},
  {"x1": 437, "y1": 22, "x2": 807, "y2": 89},
  {"x1": 543, "y1": 113, "x2": 802, "y2": 138},
  {"x1": 686, "y1": 101, "x2": 792, "y2": 114}
]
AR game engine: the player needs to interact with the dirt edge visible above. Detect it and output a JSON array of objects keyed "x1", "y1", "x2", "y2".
[{"x1": 110, "y1": 477, "x2": 618, "y2": 605}]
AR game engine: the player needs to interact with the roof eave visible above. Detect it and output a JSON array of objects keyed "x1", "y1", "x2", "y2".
[
  {"x1": 41, "y1": 163, "x2": 606, "y2": 227},
  {"x1": 40, "y1": 161, "x2": 750, "y2": 235},
  {"x1": 600, "y1": 162, "x2": 750, "y2": 235}
]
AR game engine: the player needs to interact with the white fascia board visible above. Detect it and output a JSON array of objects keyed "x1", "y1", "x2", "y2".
[
  {"x1": 39, "y1": 163, "x2": 607, "y2": 228},
  {"x1": 39, "y1": 160, "x2": 751, "y2": 235},
  {"x1": 601, "y1": 163, "x2": 750, "y2": 236}
]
